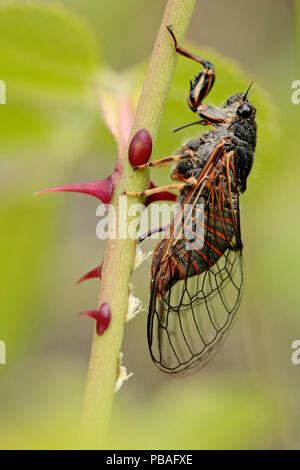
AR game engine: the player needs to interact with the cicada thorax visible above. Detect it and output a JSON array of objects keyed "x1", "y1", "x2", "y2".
[{"x1": 151, "y1": 184, "x2": 239, "y2": 297}]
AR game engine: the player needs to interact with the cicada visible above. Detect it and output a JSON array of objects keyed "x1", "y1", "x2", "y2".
[{"x1": 125, "y1": 26, "x2": 256, "y2": 374}]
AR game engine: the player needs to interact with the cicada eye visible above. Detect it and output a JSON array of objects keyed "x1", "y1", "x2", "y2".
[{"x1": 237, "y1": 103, "x2": 252, "y2": 119}]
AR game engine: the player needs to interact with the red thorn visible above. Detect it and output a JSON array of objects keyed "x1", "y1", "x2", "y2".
[
  {"x1": 35, "y1": 175, "x2": 115, "y2": 205},
  {"x1": 79, "y1": 310, "x2": 100, "y2": 321},
  {"x1": 146, "y1": 181, "x2": 177, "y2": 206},
  {"x1": 76, "y1": 264, "x2": 102, "y2": 285},
  {"x1": 129, "y1": 129, "x2": 152, "y2": 167},
  {"x1": 146, "y1": 191, "x2": 177, "y2": 206},
  {"x1": 79, "y1": 302, "x2": 111, "y2": 336}
]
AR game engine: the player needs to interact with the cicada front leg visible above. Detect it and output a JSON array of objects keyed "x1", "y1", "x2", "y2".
[
  {"x1": 132, "y1": 150, "x2": 193, "y2": 171},
  {"x1": 167, "y1": 25, "x2": 215, "y2": 112},
  {"x1": 123, "y1": 183, "x2": 186, "y2": 198},
  {"x1": 124, "y1": 148, "x2": 196, "y2": 197}
]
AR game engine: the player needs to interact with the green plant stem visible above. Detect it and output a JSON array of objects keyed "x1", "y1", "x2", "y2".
[{"x1": 81, "y1": 0, "x2": 196, "y2": 448}]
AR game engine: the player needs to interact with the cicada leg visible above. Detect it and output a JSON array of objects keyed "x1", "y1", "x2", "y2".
[
  {"x1": 132, "y1": 151, "x2": 193, "y2": 171},
  {"x1": 167, "y1": 25, "x2": 215, "y2": 112},
  {"x1": 171, "y1": 173, "x2": 197, "y2": 185},
  {"x1": 138, "y1": 226, "x2": 168, "y2": 243},
  {"x1": 123, "y1": 183, "x2": 187, "y2": 198}
]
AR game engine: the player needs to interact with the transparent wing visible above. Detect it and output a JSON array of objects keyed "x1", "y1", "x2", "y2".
[{"x1": 148, "y1": 248, "x2": 242, "y2": 374}]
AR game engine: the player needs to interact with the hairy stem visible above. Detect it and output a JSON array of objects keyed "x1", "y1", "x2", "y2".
[{"x1": 81, "y1": 0, "x2": 196, "y2": 448}]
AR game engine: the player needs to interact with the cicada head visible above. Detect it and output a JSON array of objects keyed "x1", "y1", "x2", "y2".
[
  {"x1": 223, "y1": 92, "x2": 257, "y2": 148},
  {"x1": 224, "y1": 92, "x2": 255, "y2": 116}
]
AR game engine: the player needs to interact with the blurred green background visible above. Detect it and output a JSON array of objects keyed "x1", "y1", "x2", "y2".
[{"x1": 0, "y1": 0, "x2": 299, "y2": 449}]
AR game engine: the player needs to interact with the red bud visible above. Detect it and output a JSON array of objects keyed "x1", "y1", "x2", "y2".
[{"x1": 128, "y1": 129, "x2": 152, "y2": 167}]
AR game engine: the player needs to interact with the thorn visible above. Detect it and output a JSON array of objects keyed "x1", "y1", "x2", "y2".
[
  {"x1": 146, "y1": 191, "x2": 177, "y2": 206},
  {"x1": 145, "y1": 181, "x2": 177, "y2": 206},
  {"x1": 79, "y1": 302, "x2": 111, "y2": 336},
  {"x1": 35, "y1": 175, "x2": 115, "y2": 205},
  {"x1": 76, "y1": 264, "x2": 102, "y2": 285}
]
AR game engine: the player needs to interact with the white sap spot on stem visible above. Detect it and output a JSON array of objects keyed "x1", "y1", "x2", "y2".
[
  {"x1": 115, "y1": 352, "x2": 133, "y2": 393},
  {"x1": 126, "y1": 293, "x2": 145, "y2": 323},
  {"x1": 133, "y1": 246, "x2": 153, "y2": 270}
]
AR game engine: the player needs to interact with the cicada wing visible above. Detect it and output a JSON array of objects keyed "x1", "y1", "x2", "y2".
[
  {"x1": 148, "y1": 247, "x2": 243, "y2": 374},
  {"x1": 147, "y1": 149, "x2": 243, "y2": 374}
]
